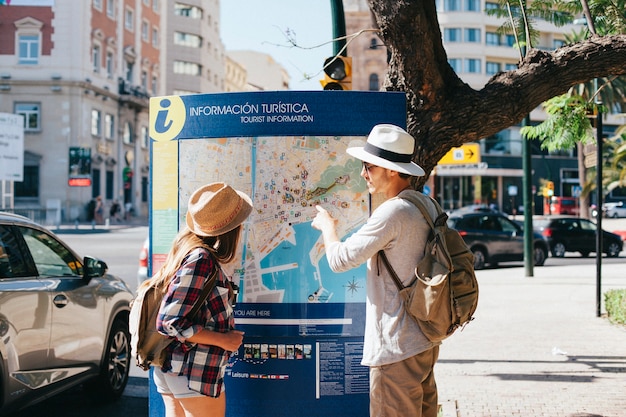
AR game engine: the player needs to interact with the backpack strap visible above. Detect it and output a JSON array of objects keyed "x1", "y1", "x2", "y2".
[
  {"x1": 378, "y1": 192, "x2": 450, "y2": 291},
  {"x1": 188, "y1": 267, "x2": 221, "y2": 318},
  {"x1": 378, "y1": 250, "x2": 404, "y2": 291}
]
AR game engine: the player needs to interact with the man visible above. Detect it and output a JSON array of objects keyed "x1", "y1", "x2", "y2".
[{"x1": 311, "y1": 124, "x2": 440, "y2": 417}]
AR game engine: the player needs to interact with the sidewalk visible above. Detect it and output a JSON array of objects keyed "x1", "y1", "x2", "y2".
[{"x1": 436, "y1": 261, "x2": 626, "y2": 417}]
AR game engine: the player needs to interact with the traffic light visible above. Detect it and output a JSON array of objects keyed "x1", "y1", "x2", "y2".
[
  {"x1": 543, "y1": 181, "x2": 554, "y2": 197},
  {"x1": 320, "y1": 56, "x2": 351, "y2": 90}
]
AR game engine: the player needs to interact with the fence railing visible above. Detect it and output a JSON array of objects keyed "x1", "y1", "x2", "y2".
[{"x1": 0, "y1": 208, "x2": 62, "y2": 228}]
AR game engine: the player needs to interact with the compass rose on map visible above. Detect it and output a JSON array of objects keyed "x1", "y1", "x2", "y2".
[{"x1": 344, "y1": 277, "x2": 362, "y2": 296}]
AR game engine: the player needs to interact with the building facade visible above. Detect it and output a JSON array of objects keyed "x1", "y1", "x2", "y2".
[{"x1": 0, "y1": 0, "x2": 227, "y2": 222}]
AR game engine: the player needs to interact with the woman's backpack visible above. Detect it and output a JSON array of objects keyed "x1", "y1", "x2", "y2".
[{"x1": 129, "y1": 269, "x2": 219, "y2": 370}]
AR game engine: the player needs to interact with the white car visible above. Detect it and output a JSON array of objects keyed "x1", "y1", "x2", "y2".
[{"x1": 605, "y1": 202, "x2": 626, "y2": 218}]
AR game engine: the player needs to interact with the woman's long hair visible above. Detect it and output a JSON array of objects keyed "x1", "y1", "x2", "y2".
[{"x1": 140, "y1": 225, "x2": 242, "y2": 293}]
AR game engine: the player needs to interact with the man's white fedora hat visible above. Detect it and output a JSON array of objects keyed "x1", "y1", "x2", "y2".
[{"x1": 347, "y1": 124, "x2": 425, "y2": 176}]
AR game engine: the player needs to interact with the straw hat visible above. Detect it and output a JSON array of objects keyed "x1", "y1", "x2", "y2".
[
  {"x1": 347, "y1": 124, "x2": 425, "y2": 176},
  {"x1": 185, "y1": 182, "x2": 253, "y2": 237}
]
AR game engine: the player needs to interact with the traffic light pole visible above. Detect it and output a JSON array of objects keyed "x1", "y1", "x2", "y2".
[
  {"x1": 596, "y1": 104, "x2": 603, "y2": 318},
  {"x1": 522, "y1": 115, "x2": 534, "y2": 277},
  {"x1": 330, "y1": 0, "x2": 347, "y2": 56}
]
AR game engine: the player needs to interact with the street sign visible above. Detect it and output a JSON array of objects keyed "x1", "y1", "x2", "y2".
[{"x1": 438, "y1": 143, "x2": 480, "y2": 165}]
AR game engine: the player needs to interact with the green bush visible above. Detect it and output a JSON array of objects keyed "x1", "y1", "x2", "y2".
[{"x1": 605, "y1": 289, "x2": 626, "y2": 325}]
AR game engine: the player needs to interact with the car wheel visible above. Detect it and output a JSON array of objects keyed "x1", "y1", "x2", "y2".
[
  {"x1": 552, "y1": 242, "x2": 566, "y2": 258},
  {"x1": 606, "y1": 242, "x2": 622, "y2": 258},
  {"x1": 533, "y1": 246, "x2": 547, "y2": 266},
  {"x1": 472, "y1": 248, "x2": 486, "y2": 270},
  {"x1": 85, "y1": 318, "x2": 130, "y2": 402},
  {"x1": 580, "y1": 251, "x2": 590, "y2": 258},
  {"x1": 612, "y1": 213, "x2": 618, "y2": 218}
]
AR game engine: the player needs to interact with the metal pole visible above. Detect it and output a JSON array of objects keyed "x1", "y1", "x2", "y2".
[
  {"x1": 522, "y1": 115, "x2": 534, "y2": 277},
  {"x1": 596, "y1": 105, "x2": 603, "y2": 317},
  {"x1": 330, "y1": 0, "x2": 347, "y2": 56}
]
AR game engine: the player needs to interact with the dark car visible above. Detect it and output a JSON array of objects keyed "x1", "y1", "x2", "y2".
[
  {"x1": 0, "y1": 212, "x2": 133, "y2": 415},
  {"x1": 534, "y1": 216, "x2": 623, "y2": 258},
  {"x1": 447, "y1": 211, "x2": 549, "y2": 270}
]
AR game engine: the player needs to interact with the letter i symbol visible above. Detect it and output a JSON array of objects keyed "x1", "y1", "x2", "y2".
[{"x1": 155, "y1": 98, "x2": 173, "y2": 134}]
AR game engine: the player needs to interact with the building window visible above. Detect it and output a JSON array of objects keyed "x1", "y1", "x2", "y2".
[
  {"x1": 444, "y1": 28, "x2": 461, "y2": 42},
  {"x1": 15, "y1": 166, "x2": 39, "y2": 198},
  {"x1": 106, "y1": 170, "x2": 114, "y2": 200},
  {"x1": 151, "y1": 75, "x2": 158, "y2": 95},
  {"x1": 18, "y1": 34, "x2": 40, "y2": 65},
  {"x1": 174, "y1": 3, "x2": 202, "y2": 19},
  {"x1": 464, "y1": 58, "x2": 481, "y2": 73},
  {"x1": 174, "y1": 32, "x2": 202, "y2": 48},
  {"x1": 486, "y1": 32, "x2": 500, "y2": 46},
  {"x1": 504, "y1": 63, "x2": 518, "y2": 71},
  {"x1": 106, "y1": 0, "x2": 115, "y2": 18},
  {"x1": 105, "y1": 113, "x2": 115, "y2": 140},
  {"x1": 443, "y1": 0, "x2": 461, "y2": 11},
  {"x1": 173, "y1": 60, "x2": 201, "y2": 76},
  {"x1": 464, "y1": 0, "x2": 480, "y2": 11},
  {"x1": 125, "y1": 60, "x2": 134, "y2": 82},
  {"x1": 504, "y1": 34, "x2": 516, "y2": 47},
  {"x1": 125, "y1": 7, "x2": 134, "y2": 31},
  {"x1": 141, "y1": 21, "x2": 149, "y2": 42},
  {"x1": 91, "y1": 109, "x2": 102, "y2": 137},
  {"x1": 15, "y1": 103, "x2": 41, "y2": 132},
  {"x1": 464, "y1": 28, "x2": 481, "y2": 43},
  {"x1": 141, "y1": 126, "x2": 149, "y2": 149},
  {"x1": 93, "y1": 0, "x2": 103, "y2": 11},
  {"x1": 368, "y1": 73, "x2": 379, "y2": 91},
  {"x1": 141, "y1": 70, "x2": 148, "y2": 89},
  {"x1": 106, "y1": 51, "x2": 114, "y2": 78},
  {"x1": 369, "y1": 38, "x2": 379, "y2": 49},
  {"x1": 152, "y1": 28, "x2": 159, "y2": 48},
  {"x1": 152, "y1": 0, "x2": 159, "y2": 13},
  {"x1": 92, "y1": 44, "x2": 101, "y2": 73},
  {"x1": 486, "y1": 61, "x2": 501, "y2": 75},
  {"x1": 553, "y1": 39, "x2": 566, "y2": 49},
  {"x1": 448, "y1": 58, "x2": 461, "y2": 73},
  {"x1": 123, "y1": 121, "x2": 133, "y2": 144}
]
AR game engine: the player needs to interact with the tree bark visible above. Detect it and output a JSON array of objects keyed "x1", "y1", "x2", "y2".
[{"x1": 368, "y1": 0, "x2": 626, "y2": 188}]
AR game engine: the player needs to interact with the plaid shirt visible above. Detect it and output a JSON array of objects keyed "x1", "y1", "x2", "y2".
[{"x1": 156, "y1": 247, "x2": 234, "y2": 397}]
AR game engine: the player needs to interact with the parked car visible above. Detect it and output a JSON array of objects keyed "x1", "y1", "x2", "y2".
[
  {"x1": 137, "y1": 236, "x2": 149, "y2": 286},
  {"x1": 534, "y1": 216, "x2": 623, "y2": 257},
  {"x1": 0, "y1": 212, "x2": 133, "y2": 414},
  {"x1": 447, "y1": 211, "x2": 549, "y2": 270},
  {"x1": 604, "y1": 201, "x2": 626, "y2": 218}
]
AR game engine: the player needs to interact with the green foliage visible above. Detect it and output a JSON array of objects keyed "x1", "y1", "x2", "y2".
[
  {"x1": 605, "y1": 289, "x2": 626, "y2": 325},
  {"x1": 520, "y1": 95, "x2": 596, "y2": 151}
]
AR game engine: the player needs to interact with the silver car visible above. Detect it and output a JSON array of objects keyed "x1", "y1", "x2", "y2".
[{"x1": 0, "y1": 212, "x2": 133, "y2": 414}]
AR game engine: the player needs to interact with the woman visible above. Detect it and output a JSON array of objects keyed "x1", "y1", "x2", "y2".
[{"x1": 149, "y1": 182, "x2": 252, "y2": 417}]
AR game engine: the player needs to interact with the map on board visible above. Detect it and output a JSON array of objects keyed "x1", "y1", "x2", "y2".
[{"x1": 179, "y1": 136, "x2": 369, "y2": 304}]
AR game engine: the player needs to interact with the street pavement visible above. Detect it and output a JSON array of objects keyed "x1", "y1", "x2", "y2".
[{"x1": 436, "y1": 257, "x2": 626, "y2": 417}]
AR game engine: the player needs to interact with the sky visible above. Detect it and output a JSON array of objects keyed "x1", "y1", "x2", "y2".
[{"x1": 220, "y1": 1, "x2": 335, "y2": 91}]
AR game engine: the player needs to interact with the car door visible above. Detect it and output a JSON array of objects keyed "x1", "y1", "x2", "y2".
[
  {"x1": 493, "y1": 215, "x2": 524, "y2": 261},
  {"x1": 16, "y1": 226, "x2": 105, "y2": 373},
  {"x1": 560, "y1": 219, "x2": 594, "y2": 254},
  {"x1": 0, "y1": 224, "x2": 52, "y2": 400}
]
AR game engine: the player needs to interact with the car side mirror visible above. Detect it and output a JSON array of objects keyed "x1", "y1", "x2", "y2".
[{"x1": 83, "y1": 256, "x2": 108, "y2": 278}]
